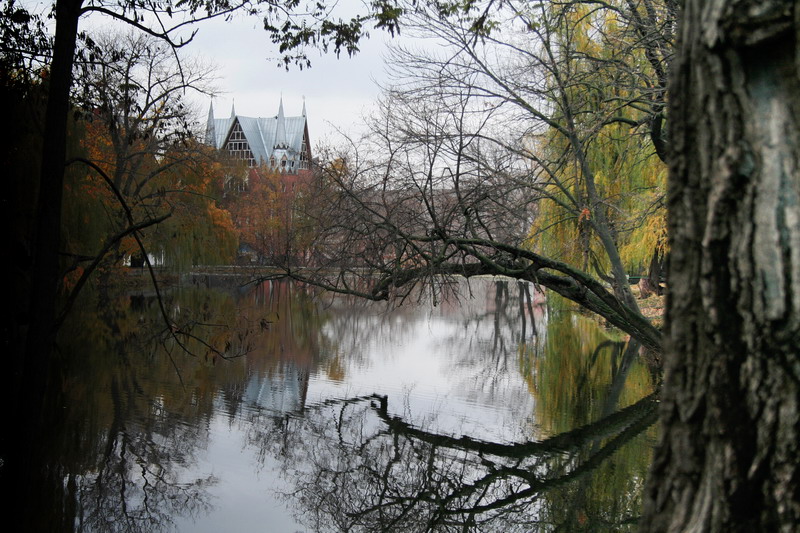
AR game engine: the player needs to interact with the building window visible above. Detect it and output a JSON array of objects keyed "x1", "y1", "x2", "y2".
[
  {"x1": 226, "y1": 121, "x2": 256, "y2": 167},
  {"x1": 300, "y1": 135, "x2": 309, "y2": 170}
]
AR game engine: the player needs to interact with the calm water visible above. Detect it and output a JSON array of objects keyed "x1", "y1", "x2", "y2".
[{"x1": 49, "y1": 277, "x2": 657, "y2": 532}]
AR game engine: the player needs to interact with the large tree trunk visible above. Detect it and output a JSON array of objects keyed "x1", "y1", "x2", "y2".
[
  {"x1": 23, "y1": 1, "x2": 81, "y2": 359},
  {"x1": 4, "y1": 0, "x2": 83, "y2": 528},
  {"x1": 641, "y1": 1, "x2": 800, "y2": 531}
]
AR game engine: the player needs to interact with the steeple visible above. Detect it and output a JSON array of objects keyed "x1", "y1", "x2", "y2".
[
  {"x1": 205, "y1": 101, "x2": 216, "y2": 146},
  {"x1": 275, "y1": 97, "x2": 287, "y2": 149},
  {"x1": 302, "y1": 97, "x2": 306, "y2": 117},
  {"x1": 230, "y1": 99, "x2": 236, "y2": 119}
]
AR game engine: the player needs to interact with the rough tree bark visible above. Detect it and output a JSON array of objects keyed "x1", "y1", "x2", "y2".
[{"x1": 641, "y1": 1, "x2": 800, "y2": 531}]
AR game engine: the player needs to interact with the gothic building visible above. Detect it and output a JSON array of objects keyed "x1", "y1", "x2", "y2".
[
  {"x1": 204, "y1": 98, "x2": 312, "y2": 175},
  {"x1": 205, "y1": 99, "x2": 315, "y2": 264}
]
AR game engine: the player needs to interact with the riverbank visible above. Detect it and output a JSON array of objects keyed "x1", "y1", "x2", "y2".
[
  {"x1": 111, "y1": 266, "x2": 667, "y2": 325},
  {"x1": 107, "y1": 265, "x2": 287, "y2": 289},
  {"x1": 633, "y1": 285, "x2": 666, "y2": 326}
]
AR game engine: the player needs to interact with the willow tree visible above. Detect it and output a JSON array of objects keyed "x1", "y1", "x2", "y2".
[
  {"x1": 525, "y1": 0, "x2": 670, "y2": 295},
  {"x1": 57, "y1": 31, "x2": 238, "y2": 322},
  {"x1": 641, "y1": 0, "x2": 800, "y2": 531}
]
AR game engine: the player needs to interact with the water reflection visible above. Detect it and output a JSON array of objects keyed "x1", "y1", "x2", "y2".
[
  {"x1": 46, "y1": 278, "x2": 656, "y2": 532},
  {"x1": 262, "y1": 393, "x2": 655, "y2": 532}
]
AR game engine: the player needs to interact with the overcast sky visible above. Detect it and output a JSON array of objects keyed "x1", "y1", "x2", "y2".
[
  {"x1": 23, "y1": 0, "x2": 412, "y2": 146},
  {"x1": 185, "y1": 9, "x2": 399, "y2": 146}
]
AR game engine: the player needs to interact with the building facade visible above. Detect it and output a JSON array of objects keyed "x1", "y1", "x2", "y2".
[
  {"x1": 205, "y1": 99, "x2": 312, "y2": 176},
  {"x1": 205, "y1": 99, "x2": 316, "y2": 264}
]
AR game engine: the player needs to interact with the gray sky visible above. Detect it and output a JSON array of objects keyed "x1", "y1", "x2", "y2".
[
  {"x1": 24, "y1": 0, "x2": 403, "y2": 146},
  {"x1": 185, "y1": 8, "x2": 398, "y2": 146}
]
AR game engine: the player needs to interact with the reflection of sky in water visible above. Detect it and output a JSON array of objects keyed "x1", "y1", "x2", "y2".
[
  {"x1": 174, "y1": 411, "x2": 305, "y2": 533},
  {"x1": 60, "y1": 278, "x2": 655, "y2": 532},
  {"x1": 171, "y1": 280, "x2": 547, "y2": 532},
  {"x1": 310, "y1": 315, "x2": 539, "y2": 444},
  {"x1": 169, "y1": 282, "x2": 584, "y2": 533}
]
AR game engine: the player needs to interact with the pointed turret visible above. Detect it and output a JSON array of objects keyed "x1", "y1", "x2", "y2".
[
  {"x1": 275, "y1": 97, "x2": 287, "y2": 149},
  {"x1": 205, "y1": 101, "x2": 216, "y2": 146}
]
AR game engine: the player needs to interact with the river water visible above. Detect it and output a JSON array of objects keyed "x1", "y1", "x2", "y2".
[{"x1": 50, "y1": 277, "x2": 657, "y2": 532}]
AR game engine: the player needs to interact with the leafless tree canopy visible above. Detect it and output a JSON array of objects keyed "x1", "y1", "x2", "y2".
[{"x1": 270, "y1": 0, "x2": 672, "y2": 353}]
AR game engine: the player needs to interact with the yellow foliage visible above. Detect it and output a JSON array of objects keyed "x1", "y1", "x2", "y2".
[{"x1": 525, "y1": 1, "x2": 668, "y2": 275}]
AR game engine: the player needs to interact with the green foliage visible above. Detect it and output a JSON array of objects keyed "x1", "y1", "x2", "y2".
[
  {"x1": 146, "y1": 146, "x2": 239, "y2": 269},
  {"x1": 60, "y1": 31, "x2": 239, "y2": 275},
  {"x1": 260, "y1": 0, "x2": 407, "y2": 68},
  {"x1": 0, "y1": 0, "x2": 51, "y2": 83},
  {"x1": 523, "y1": 313, "x2": 652, "y2": 434},
  {"x1": 62, "y1": 116, "x2": 237, "y2": 276},
  {"x1": 525, "y1": 1, "x2": 669, "y2": 276}
]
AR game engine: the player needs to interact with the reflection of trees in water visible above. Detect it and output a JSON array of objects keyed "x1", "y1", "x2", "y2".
[
  {"x1": 315, "y1": 294, "x2": 430, "y2": 372},
  {"x1": 442, "y1": 279, "x2": 547, "y2": 412},
  {"x1": 314, "y1": 278, "x2": 546, "y2": 406},
  {"x1": 51, "y1": 280, "x2": 331, "y2": 532},
  {"x1": 247, "y1": 390, "x2": 656, "y2": 532},
  {"x1": 241, "y1": 279, "x2": 657, "y2": 531},
  {"x1": 522, "y1": 311, "x2": 655, "y2": 437},
  {"x1": 534, "y1": 341, "x2": 654, "y2": 531},
  {"x1": 515, "y1": 307, "x2": 657, "y2": 531},
  {"x1": 44, "y1": 279, "x2": 656, "y2": 531},
  {"x1": 69, "y1": 380, "x2": 216, "y2": 532},
  {"x1": 53, "y1": 286, "x2": 236, "y2": 532},
  {"x1": 58, "y1": 393, "x2": 216, "y2": 533}
]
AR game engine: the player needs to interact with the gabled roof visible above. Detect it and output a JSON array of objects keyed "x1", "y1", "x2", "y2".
[{"x1": 205, "y1": 99, "x2": 308, "y2": 166}]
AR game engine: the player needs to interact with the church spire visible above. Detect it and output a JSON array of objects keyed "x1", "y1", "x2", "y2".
[
  {"x1": 205, "y1": 100, "x2": 216, "y2": 146},
  {"x1": 302, "y1": 97, "x2": 306, "y2": 117},
  {"x1": 230, "y1": 99, "x2": 236, "y2": 119},
  {"x1": 275, "y1": 96, "x2": 287, "y2": 149}
]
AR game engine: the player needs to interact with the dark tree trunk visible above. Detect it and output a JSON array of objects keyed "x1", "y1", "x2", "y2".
[
  {"x1": 23, "y1": 1, "x2": 80, "y2": 357},
  {"x1": 639, "y1": 249, "x2": 664, "y2": 299},
  {"x1": 4, "y1": 0, "x2": 83, "y2": 528},
  {"x1": 641, "y1": 1, "x2": 800, "y2": 531}
]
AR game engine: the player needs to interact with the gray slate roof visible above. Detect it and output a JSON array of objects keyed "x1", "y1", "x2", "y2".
[{"x1": 205, "y1": 99, "x2": 308, "y2": 166}]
